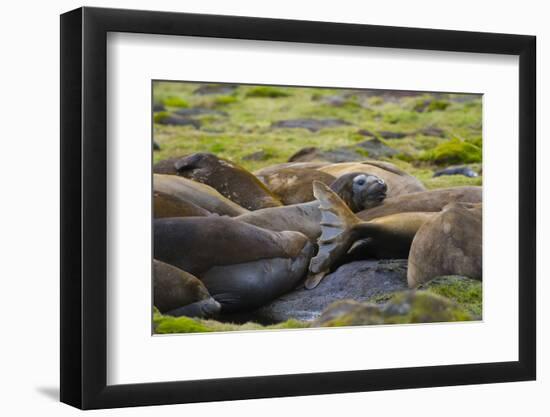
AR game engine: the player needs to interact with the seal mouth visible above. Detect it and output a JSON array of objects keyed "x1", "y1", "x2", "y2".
[{"x1": 371, "y1": 190, "x2": 387, "y2": 202}]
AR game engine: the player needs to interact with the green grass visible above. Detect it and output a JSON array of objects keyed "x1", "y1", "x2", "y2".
[
  {"x1": 152, "y1": 83, "x2": 482, "y2": 182},
  {"x1": 245, "y1": 86, "x2": 291, "y2": 98},
  {"x1": 162, "y1": 96, "x2": 189, "y2": 108},
  {"x1": 420, "y1": 138, "x2": 482, "y2": 165}
]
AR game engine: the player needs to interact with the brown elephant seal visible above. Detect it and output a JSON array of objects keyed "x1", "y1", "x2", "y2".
[
  {"x1": 253, "y1": 161, "x2": 329, "y2": 177},
  {"x1": 154, "y1": 190, "x2": 211, "y2": 218},
  {"x1": 318, "y1": 161, "x2": 426, "y2": 197},
  {"x1": 357, "y1": 186, "x2": 482, "y2": 221},
  {"x1": 154, "y1": 174, "x2": 248, "y2": 216},
  {"x1": 236, "y1": 172, "x2": 388, "y2": 241},
  {"x1": 154, "y1": 217, "x2": 314, "y2": 312},
  {"x1": 154, "y1": 153, "x2": 282, "y2": 210},
  {"x1": 153, "y1": 260, "x2": 221, "y2": 318},
  {"x1": 306, "y1": 181, "x2": 435, "y2": 288},
  {"x1": 407, "y1": 202, "x2": 482, "y2": 288},
  {"x1": 256, "y1": 167, "x2": 336, "y2": 205}
]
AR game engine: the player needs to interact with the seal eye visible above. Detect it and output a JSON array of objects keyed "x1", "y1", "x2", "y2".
[{"x1": 356, "y1": 179, "x2": 366, "y2": 186}]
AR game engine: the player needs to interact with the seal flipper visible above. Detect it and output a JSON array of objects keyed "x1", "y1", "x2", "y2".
[{"x1": 306, "y1": 181, "x2": 361, "y2": 288}]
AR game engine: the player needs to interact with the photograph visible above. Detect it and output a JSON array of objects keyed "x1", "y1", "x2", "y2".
[{"x1": 151, "y1": 81, "x2": 483, "y2": 334}]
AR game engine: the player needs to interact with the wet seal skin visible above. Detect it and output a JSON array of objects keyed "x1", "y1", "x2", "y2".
[
  {"x1": 154, "y1": 153, "x2": 282, "y2": 210},
  {"x1": 154, "y1": 216, "x2": 314, "y2": 313}
]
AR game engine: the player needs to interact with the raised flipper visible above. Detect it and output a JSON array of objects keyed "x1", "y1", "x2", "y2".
[{"x1": 305, "y1": 181, "x2": 361, "y2": 289}]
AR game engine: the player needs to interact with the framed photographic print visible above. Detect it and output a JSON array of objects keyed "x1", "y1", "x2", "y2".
[{"x1": 60, "y1": 6, "x2": 536, "y2": 410}]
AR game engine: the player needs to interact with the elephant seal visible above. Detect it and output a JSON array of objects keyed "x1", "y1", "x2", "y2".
[
  {"x1": 154, "y1": 153, "x2": 282, "y2": 210},
  {"x1": 154, "y1": 217, "x2": 314, "y2": 312},
  {"x1": 253, "y1": 161, "x2": 329, "y2": 177},
  {"x1": 154, "y1": 174, "x2": 248, "y2": 216},
  {"x1": 407, "y1": 202, "x2": 482, "y2": 287},
  {"x1": 153, "y1": 260, "x2": 221, "y2": 318},
  {"x1": 236, "y1": 172, "x2": 388, "y2": 241},
  {"x1": 357, "y1": 186, "x2": 482, "y2": 221},
  {"x1": 256, "y1": 167, "x2": 336, "y2": 205},
  {"x1": 306, "y1": 181, "x2": 435, "y2": 288},
  {"x1": 318, "y1": 161, "x2": 426, "y2": 197},
  {"x1": 154, "y1": 190, "x2": 211, "y2": 218}
]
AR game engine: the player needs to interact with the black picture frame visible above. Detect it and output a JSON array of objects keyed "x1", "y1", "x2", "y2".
[{"x1": 60, "y1": 6, "x2": 536, "y2": 410}]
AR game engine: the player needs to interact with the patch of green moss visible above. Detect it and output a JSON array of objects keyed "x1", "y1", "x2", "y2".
[
  {"x1": 382, "y1": 291, "x2": 473, "y2": 323},
  {"x1": 420, "y1": 138, "x2": 482, "y2": 165},
  {"x1": 163, "y1": 96, "x2": 189, "y2": 108},
  {"x1": 426, "y1": 100, "x2": 451, "y2": 112},
  {"x1": 368, "y1": 96, "x2": 384, "y2": 106},
  {"x1": 213, "y1": 95, "x2": 238, "y2": 106},
  {"x1": 354, "y1": 148, "x2": 370, "y2": 157},
  {"x1": 318, "y1": 292, "x2": 474, "y2": 328},
  {"x1": 245, "y1": 86, "x2": 290, "y2": 98},
  {"x1": 466, "y1": 136, "x2": 483, "y2": 149},
  {"x1": 420, "y1": 276, "x2": 482, "y2": 317},
  {"x1": 154, "y1": 315, "x2": 214, "y2": 334},
  {"x1": 153, "y1": 111, "x2": 170, "y2": 123},
  {"x1": 209, "y1": 143, "x2": 226, "y2": 153},
  {"x1": 153, "y1": 313, "x2": 310, "y2": 334}
]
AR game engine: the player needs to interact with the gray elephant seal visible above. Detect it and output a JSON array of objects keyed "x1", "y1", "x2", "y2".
[
  {"x1": 154, "y1": 217, "x2": 314, "y2": 312},
  {"x1": 154, "y1": 153, "x2": 282, "y2": 210},
  {"x1": 407, "y1": 202, "x2": 482, "y2": 287},
  {"x1": 154, "y1": 174, "x2": 248, "y2": 216},
  {"x1": 357, "y1": 186, "x2": 482, "y2": 221},
  {"x1": 318, "y1": 161, "x2": 426, "y2": 197},
  {"x1": 256, "y1": 167, "x2": 336, "y2": 205},
  {"x1": 236, "y1": 172, "x2": 387, "y2": 241},
  {"x1": 153, "y1": 259, "x2": 221, "y2": 318}
]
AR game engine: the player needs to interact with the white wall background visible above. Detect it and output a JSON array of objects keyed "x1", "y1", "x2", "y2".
[{"x1": 0, "y1": 0, "x2": 545, "y2": 415}]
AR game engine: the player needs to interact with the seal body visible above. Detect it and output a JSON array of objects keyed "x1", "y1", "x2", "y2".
[
  {"x1": 253, "y1": 161, "x2": 329, "y2": 177},
  {"x1": 154, "y1": 190, "x2": 211, "y2": 218},
  {"x1": 154, "y1": 217, "x2": 314, "y2": 312},
  {"x1": 236, "y1": 172, "x2": 387, "y2": 241},
  {"x1": 154, "y1": 153, "x2": 282, "y2": 210},
  {"x1": 154, "y1": 174, "x2": 248, "y2": 216},
  {"x1": 256, "y1": 167, "x2": 336, "y2": 205},
  {"x1": 153, "y1": 260, "x2": 221, "y2": 318},
  {"x1": 407, "y1": 203, "x2": 482, "y2": 287},
  {"x1": 318, "y1": 161, "x2": 426, "y2": 197},
  {"x1": 357, "y1": 186, "x2": 482, "y2": 221}
]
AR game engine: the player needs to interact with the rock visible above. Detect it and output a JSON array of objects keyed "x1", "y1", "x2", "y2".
[
  {"x1": 378, "y1": 130, "x2": 407, "y2": 139},
  {"x1": 355, "y1": 138, "x2": 398, "y2": 158},
  {"x1": 243, "y1": 150, "x2": 269, "y2": 161},
  {"x1": 288, "y1": 146, "x2": 364, "y2": 163},
  {"x1": 417, "y1": 126, "x2": 446, "y2": 137},
  {"x1": 155, "y1": 115, "x2": 201, "y2": 128},
  {"x1": 272, "y1": 118, "x2": 351, "y2": 132},
  {"x1": 313, "y1": 291, "x2": 474, "y2": 327},
  {"x1": 174, "y1": 107, "x2": 228, "y2": 117},
  {"x1": 433, "y1": 166, "x2": 478, "y2": 178},
  {"x1": 287, "y1": 138, "x2": 397, "y2": 163},
  {"x1": 357, "y1": 129, "x2": 376, "y2": 137},
  {"x1": 193, "y1": 84, "x2": 238, "y2": 95},
  {"x1": 249, "y1": 260, "x2": 409, "y2": 323},
  {"x1": 153, "y1": 103, "x2": 166, "y2": 112},
  {"x1": 449, "y1": 94, "x2": 481, "y2": 103}
]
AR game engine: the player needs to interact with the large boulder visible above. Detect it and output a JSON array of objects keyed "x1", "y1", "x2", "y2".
[
  {"x1": 248, "y1": 260, "x2": 409, "y2": 323},
  {"x1": 313, "y1": 290, "x2": 474, "y2": 327}
]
